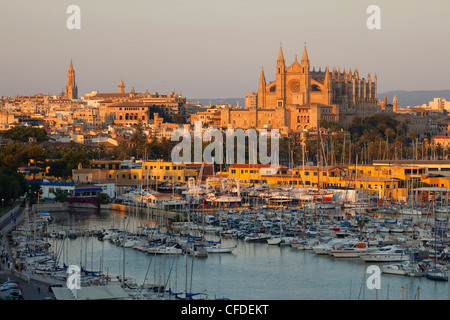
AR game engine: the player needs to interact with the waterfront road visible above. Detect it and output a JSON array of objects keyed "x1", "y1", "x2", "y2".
[
  {"x1": 0, "y1": 203, "x2": 57, "y2": 300},
  {"x1": 0, "y1": 270, "x2": 57, "y2": 300}
]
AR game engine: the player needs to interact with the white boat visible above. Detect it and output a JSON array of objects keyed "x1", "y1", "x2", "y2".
[
  {"x1": 381, "y1": 261, "x2": 412, "y2": 275},
  {"x1": 312, "y1": 239, "x2": 346, "y2": 255},
  {"x1": 319, "y1": 202, "x2": 336, "y2": 209},
  {"x1": 186, "y1": 244, "x2": 208, "y2": 257},
  {"x1": 330, "y1": 242, "x2": 378, "y2": 258},
  {"x1": 291, "y1": 239, "x2": 317, "y2": 250},
  {"x1": 243, "y1": 233, "x2": 271, "y2": 242},
  {"x1": 381, "y1": 261, "x2": 426, "y2": 277},
  {"x1": 398, "y1": 208, "x2": 422, "y2": 216},
  {"x1": 426, "y1": 269, "x2": 449, "y2": 281},
  {"x1": 145, "y1": 242, "x2": 184, "y2": 255},
  {"x1": 359, "y1": 245, "x2": 410, "y2": 262},
  {"x1": 205, "y1": 243, "x2": 236, "y2": 253},
  {"x1": 435, "y1": 206, "x2": 450, "y2": 213},
  {"x1": 267, "y1": 237, "x2": 282, "y2": 245}
]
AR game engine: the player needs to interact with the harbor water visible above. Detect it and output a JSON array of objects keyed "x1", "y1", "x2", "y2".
[{"x1": 44, "y1": 207, "x2": 449, "y2": 300}]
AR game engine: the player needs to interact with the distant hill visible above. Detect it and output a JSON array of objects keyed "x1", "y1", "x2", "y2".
[
  {"x1": 377, "y1": 90, "x2": 450, "y2": 108},
  {"x1": 188, "y1": 98, "x2": 245, "y2": 107},
  {"x1": 190, "y1": 90, "x2": 450, "y2": 109}
]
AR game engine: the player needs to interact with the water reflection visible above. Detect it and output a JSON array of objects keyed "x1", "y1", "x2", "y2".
[{"x1": 45, "y1": 208, "x2": 448, "y2": 300}]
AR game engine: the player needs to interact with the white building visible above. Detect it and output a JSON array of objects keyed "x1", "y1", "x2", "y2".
[{"x1": 40, "y1": 180, "x2": 75, "y2": 200}]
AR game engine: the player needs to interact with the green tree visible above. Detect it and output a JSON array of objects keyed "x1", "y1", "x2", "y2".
[
  {"x1": 97, "y1": 192, "x2": 110, "y2": 205},
  {"x1": 0, "y1": 167, "x2": 27, "y2": 204},
  {"x1": 3, "y1": 126, "x2": 48, "y2": 143},
  {"x1": 53, "y1": 189, "x2": 69, "y2": 203},
  {"x1": 26, "y1": 180, "x2": 42, "y2": 205}
]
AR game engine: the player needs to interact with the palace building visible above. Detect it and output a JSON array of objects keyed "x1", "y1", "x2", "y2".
[{"x1": 217, "y1": 45, "x2": 378, "y2": 133}]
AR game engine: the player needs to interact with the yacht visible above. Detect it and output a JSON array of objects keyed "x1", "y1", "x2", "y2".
[
  {"x1": 381, "y1": 260, "x2": 425, "y2": 277},
  {"x1": 330, "y1": 241, "x2": 378, "y2": 258},
  {"x1": 359, "y1": 245, "x2": 410, "y2": 262},
  {"x1": 312, "y1": 239, "x2": 346, "y2": 255}
]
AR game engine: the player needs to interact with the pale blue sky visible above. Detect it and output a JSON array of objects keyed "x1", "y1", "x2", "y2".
[{"x1": 0, "y1": 0, "x2": 449, "y2": 99}]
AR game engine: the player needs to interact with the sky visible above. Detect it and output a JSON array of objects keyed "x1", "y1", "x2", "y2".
[{"x1": 0, "y1": 0, "x2": 449, "y2": 99}]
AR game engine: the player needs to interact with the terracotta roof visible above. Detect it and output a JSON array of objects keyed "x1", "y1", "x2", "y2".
[{"x1": 228, "y1": 164, "x2": 286, "y2": 169}]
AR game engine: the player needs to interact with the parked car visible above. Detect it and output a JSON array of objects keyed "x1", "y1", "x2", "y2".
[
  {"x1": 1, "y1": 282, "x2": 23, "y2": 292},
  {"x1": 2, "y1": 287, "x2": 23, "y2": 299}
]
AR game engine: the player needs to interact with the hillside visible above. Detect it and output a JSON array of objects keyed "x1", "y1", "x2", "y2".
[
  {"x1": 190, "y1": 90, "x2": 450, "y2": 109},
  {"x1": 378, "y1": 90, "x2": 450, "y2": 108}
]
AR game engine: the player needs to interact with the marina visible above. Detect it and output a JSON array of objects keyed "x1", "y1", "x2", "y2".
[{"x1": 4, "y1": 189, "x2": 450, "y2": 300}]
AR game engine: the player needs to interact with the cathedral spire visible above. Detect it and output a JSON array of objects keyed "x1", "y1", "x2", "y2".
[
  {"x1": 258, "y1": 67, "x2": 266, "y2": 109},
  {"x1": 277, "y1": 45, "x2": 285, "y2": 64},
  {"x1": 65, "y1": 58, "x2": 77, "y2": 99},
  {"x1": 301, "y1": 45, "x2": 309, "y2": 66},
  {"x1": 259, "y1": 67, "x2": 266, "y2": 88},
  {"x1": 324, "y1": 66, "x2": 331, "y2": 85}
]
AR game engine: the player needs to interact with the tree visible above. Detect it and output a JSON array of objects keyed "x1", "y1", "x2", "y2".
[
  {"x1": 0, "y1": 167, "x2": 27, "y2": 204},
  {"x1": 62, "y1": 149, "x2": 90, "y2": 175},
  {"x1": 97, "y1": 192, "x2": 110, "y2": 205},
  {"x1": 26, "y1": 180, "x2": 42, "y2": 205},
  {"x1": 53, "y1": 189, "x2": 69, "y2": 203},
  {"x1": 2, "y1": 126, "x2": 48, "y2": 143},
  {"x1": 47, "y1": 160, "x2": 70, "y2": 179}
]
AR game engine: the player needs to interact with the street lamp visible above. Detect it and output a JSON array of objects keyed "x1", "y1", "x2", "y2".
[{"x1": 1, "y1": 199, "x2": 4, "y2": 213}]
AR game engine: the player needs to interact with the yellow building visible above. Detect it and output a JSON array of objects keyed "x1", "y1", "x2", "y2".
[
  {"x1": 226, "y1": 163, "x2": 402, "y2": 200},
  {"x1": 227, "y1": 164, "x2": 289, "y2": 184},
  {"x1": 75, "y1": 159, "x2": 198, "y2": 184},
  {"x1": 348, "y1": 164, "x2": 426, "y2": 181},
  {"x1": 339, "y1": 176, "x2": 400, "y2": 199},
  {"x1": 421, "y1": 176, "x2": 450, "y2": 188}
]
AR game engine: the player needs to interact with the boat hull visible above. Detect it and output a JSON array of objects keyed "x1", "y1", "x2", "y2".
[{"x1": 359, "y1": 254, "x2": 410, "y2": 262}]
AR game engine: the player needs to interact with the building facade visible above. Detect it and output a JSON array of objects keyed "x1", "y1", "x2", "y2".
[{"x1": 215, "y1": 45, "x2": 378, "y2": 133}]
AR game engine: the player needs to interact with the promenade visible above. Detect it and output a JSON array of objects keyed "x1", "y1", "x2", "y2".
[{"x1": 0, "y1": 202, "x2": 60, "y2": 300}]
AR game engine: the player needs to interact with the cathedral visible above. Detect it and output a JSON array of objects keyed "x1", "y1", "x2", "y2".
[
  {"x1": 65, "y1": 59, "x2": 78, "y2": 99},
  {"x1": 220, "y1": 45, "x2": 378, "y2": 132}
]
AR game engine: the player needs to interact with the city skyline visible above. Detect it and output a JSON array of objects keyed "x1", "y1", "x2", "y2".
[{"x1": 1, "y1": 0, "x2": 449, "y2": 99}]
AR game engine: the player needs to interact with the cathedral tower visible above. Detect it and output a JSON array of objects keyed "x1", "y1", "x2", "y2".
[
  {"x1": 118, "y1": 79, "x2": 125, "y2": 94},
  {"x1": 275, "y1": 45, "x2": 286, "y2": 102},
  {"x1": 257, "y1": 67, "x2": 266, "y2": 109},
  {"x1": 65, "y1": 59, "x2": 78, "y2": 99},
  {"x1": 299, "y1": 45, "x2": 311, "y2": 105}
]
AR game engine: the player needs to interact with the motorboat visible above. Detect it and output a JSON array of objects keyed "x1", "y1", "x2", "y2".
[
  {"x1": 381, "y1": 261, "x2": 425, "y2": 277},
  {"x1": 312, "y1": 239, "x2": 346, "y2": 255},
  {"x1": 291, "y1": 239, "x2": 318, "y2": 250},
  {"x1": 243, "y1": 233, "x2": 271, "y2": 243},
  {"x1": 330, "y1": 241, "x2": 378, "y2": 258},
  {"x1": 426, "y1": 269, "x2": 448, "y2": 281},
  {"x1": 359, "y1": 245, "x2": 410, "y2": 262}
]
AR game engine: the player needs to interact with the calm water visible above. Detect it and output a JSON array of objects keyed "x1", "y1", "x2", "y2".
[{"x1": 46, "y1": 208, "x2": 449, "y2": 300}]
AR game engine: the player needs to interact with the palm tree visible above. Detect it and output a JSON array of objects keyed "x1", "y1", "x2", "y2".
[{"x1": 384, "y1": 127, "x2": 396, "y2": 160}]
